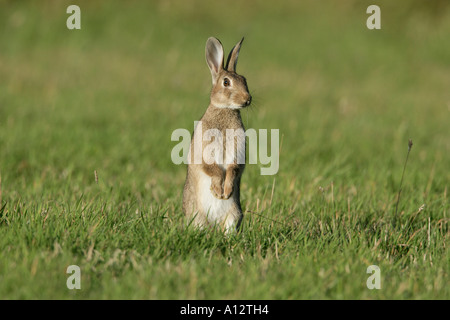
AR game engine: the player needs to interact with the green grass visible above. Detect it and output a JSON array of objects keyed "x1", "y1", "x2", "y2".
[{"x1": 0, "y1": 0, "x2": 448, "y2": 299}]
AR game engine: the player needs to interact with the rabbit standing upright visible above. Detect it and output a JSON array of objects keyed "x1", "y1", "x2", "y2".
[{"x1": 183, "y1": 37, "x2": 252, "y2": 234}]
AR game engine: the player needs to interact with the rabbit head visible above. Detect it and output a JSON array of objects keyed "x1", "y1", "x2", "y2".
[{"x1": 205, "y1": 37, "x2": 252, "y2": 110}]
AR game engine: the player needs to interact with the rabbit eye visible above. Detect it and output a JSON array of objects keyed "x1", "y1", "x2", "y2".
[{"x1": 223, "y1": 78, "x2": 230, "y2": 87}]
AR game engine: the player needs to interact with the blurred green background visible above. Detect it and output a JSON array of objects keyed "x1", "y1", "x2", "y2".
[{"x1": 0, "y1": 0, "x2": 448, "y2": 299}]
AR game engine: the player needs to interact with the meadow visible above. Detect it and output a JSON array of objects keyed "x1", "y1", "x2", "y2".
[{"x1": 0, "y1": 0, "x2": 448, "y2": 299}]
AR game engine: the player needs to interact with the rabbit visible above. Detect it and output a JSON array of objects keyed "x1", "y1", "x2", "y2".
[{"x1": 182, "y1": 37, "x2": 252, "y2": 234}]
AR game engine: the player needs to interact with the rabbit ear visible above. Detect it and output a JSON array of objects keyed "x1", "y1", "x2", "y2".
[
  {"x1": 205, "y1": 37, "x2": 224, "y2": 85},
  {"x1": 225, "y1": 37, "x2": 244, "y2": 72}
]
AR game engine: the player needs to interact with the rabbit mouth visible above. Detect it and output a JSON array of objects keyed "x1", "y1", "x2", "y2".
[
  {"x1": 233, "y1": 95, "x2": 252, "y2": 109},
  {"x1": 234, "y1": 100, "x2": 251, "y2": 109},
  {"x1": 214, "y1": 95, "x2": 252, "y2": 109},
  {"x1": 241, "y1": 95, "x2": 252, "y2": 108}
]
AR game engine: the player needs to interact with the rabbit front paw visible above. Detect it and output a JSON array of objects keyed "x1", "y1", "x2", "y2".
[
  {"x1": 210, "y1": 177, "x2": 224, "y2": 199},
  {"x1": 223, "y1": 181, "x2": 233, "y2": 200}
]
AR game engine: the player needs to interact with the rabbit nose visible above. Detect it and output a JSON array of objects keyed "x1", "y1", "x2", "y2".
[{"x1": 245, "y1": 95, "x2": 252, "y2": 106}]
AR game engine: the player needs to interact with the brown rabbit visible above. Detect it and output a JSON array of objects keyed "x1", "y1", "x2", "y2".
[{"x1": 182, "y1": 37, "x2": 252, "y2": 234}]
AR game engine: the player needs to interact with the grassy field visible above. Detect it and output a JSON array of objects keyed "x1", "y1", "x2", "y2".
[{"x1": 0, "y1": 0, "x2": 448, "y2": 299}]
